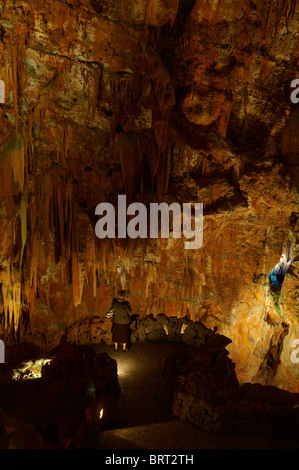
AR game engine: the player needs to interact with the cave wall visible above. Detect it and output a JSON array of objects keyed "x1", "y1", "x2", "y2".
[{"x1": 0, "y1": 0, "x2": 298, "y2": 390}]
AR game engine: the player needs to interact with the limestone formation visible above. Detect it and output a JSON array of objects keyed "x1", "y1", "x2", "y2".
[{"x1": 0, "y1": 0, "x2": 298, "y2": 394}]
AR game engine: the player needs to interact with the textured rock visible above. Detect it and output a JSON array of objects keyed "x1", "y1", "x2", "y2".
[
  {"x1": 0, "y1": 408, "x2": 44, "y2": 449},
  {"x1": 0, "y1": 337, "x2": 120, "y2": 448},
  {"x1": 0, "y1": 0, "x2": 298, "y2": 392},
  {"x1": 65, "y1": 313, "x2": 219, "y2": 347},
  {"x1": 166, "y1": 339, "x2": 299, "y2": 437}
]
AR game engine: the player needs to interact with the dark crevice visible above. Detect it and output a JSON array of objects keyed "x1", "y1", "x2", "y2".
[
  {"x1": 257, "y1": 322, "x2": 290, "y2": 384},
  {"x1": 171, "y1": 0, "x2": 197, "y2": 38}
]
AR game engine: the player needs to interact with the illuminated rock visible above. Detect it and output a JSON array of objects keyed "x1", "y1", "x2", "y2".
[{"x1": 0, "y1": 0, "x2": 298, "y2": 393}]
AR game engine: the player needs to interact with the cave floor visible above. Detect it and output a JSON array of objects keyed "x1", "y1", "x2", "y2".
[
  {"x1": 90, "y1": 340, "x2": 186, "y2": 429},
  {"x1": 89, "y1": 340, "x2": 299, "y2": 450}
]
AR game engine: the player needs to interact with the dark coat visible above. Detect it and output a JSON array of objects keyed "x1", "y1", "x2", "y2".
[{"x1": 111, "y1": 298, "x2": 132, "y2": 324}]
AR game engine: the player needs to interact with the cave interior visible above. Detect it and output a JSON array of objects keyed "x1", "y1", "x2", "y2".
[{"x1": 0, "y1": 0, "x2": 299, "y2": 450}]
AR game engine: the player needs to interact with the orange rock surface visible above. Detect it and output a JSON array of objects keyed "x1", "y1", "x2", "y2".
[{"x1": 0, "y1": 0, "x2": 298, "y2": 391}]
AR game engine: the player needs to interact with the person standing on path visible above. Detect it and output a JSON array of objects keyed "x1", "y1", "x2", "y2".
[{"x1": 106, "y1": 290, "x2": 132, "y2": 351}]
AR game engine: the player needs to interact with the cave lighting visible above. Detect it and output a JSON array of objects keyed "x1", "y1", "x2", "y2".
[
  {"x1": 86, "y1": 382, "x2": 96, "y2": 398},
  {"x1": 99, "y1": 408, "x2": 104, "y2": 419},
  {"x1": 12, "y1": 358, "x2": 52, "y2": 381},
  {"x1": 116, "y1": 358, "x2": 134, "y2": 379}
]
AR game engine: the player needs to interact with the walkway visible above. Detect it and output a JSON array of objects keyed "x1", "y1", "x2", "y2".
[
  {"x1": 91, "y1": 340, "x2": 299, "y2": 449},
  {"x1": 92, "y1": 340, "x2": 187, "y2": 428}
]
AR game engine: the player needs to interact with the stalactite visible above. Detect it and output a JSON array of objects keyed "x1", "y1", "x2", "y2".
[
  {"x1": 110, "y1": 50, "x2": 175, "y2": 203},
  {"x1": 143, "y1": 51, "x2": 175, "y2": 199},
  {"x1": 148, "y1": 53, "x2": 175, "y2": 110},
  {"x1": 84, "y1": 226, "x2": 97, "y2": 299},
  {"x1": 99, "y1": 238, "x2": 109, "y2": 276},
  {"x1": 56, "y1": 181, "x2": 65, "y2": 283},
  {"x1": 145, "y1": 264, "x2": 155, "y2": 298},
  {"x1": 71, "y1": 214, "x2": 88, "y2": 308},
  {"x1": 12, "y1": 45, "x2": 19, "y2": 134},
  {"x1": 144, "y1": 139, "x2": 160, "y2": 187},
  {"x1": 64, "y1": 177, "x2": 73, "y2": 263},
  {"x1": 107, "y1": 70, "x2": 146, "y2": 137},
  {"x1": 63, "y1": 124, "x2": 72, "y2": 163},
  {"x1": 88, "y1": 70, "x2": 102, "y2": 122},
  {"x1": 25, "y1": 114, "x2": 34, "y2": 176},
  {"x1": 78, "y1": 232, "x2": 87, "y2": 307},
  {"x1": 10, "y1": 131, "x2": 25, "y2": 191},
  {"x1": 283, "y1": 0, "x2": 297, "y2": 27},
  {"x1": 29, "y1": 234, "x2": 38, "y2": 293},
  {"x1": 0, "y1": 131, "x2": 26, "y2": 332},
  {"x1": 12, "y1": 281, "x2": 21, "y2": 332},
  {"x1": 71, "y1": 223, "x2": 81, "y2": 308},
  {"x1": 156, "y1": 145, "x2": 172, "y2": 202},
  {"x1": 1, "y1": 270, "x2": 21, "y2": 332},
  {"x1": 42, "y1": 174, "x2": 54, "y2": 260},
  {"x1": 116, "y1": 131, "x2": 141, "y2": 203},
  {"x1": 2, "y1": 283, "x2": 9, "y2": 330},
  {"x1": 154, "y1": 109, "x2": 171, "y2": 152},
  {"x1": 125, "y1": 237, "x2": 136, "y2": 264},
  {"x1": 109, "y1": 74, "x2": 133, "y2": 126},
  {"x1": 93, "y1": 261, "x2": 97, "y2": 299},
  {"x1": 19, "y1": 195, "x2": 27, "y2": 273},
  {"x1": 256, "y1": 0, "x2": 297, "y2": 36},
  {"x1": 0, "y1": 156, "x2": 13, "y2": 216}
]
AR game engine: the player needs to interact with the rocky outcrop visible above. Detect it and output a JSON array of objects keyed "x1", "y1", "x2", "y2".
[
  {"x1": 65, "y1": 312, "x2": 220, "y2": 347},
  {"x1": 0, "y1": 338, "x2": 120, "y2": 448},
  {"x1": 164, "y1": 337, "x2": 299, "y2": 436},
  {"x1": 0, "y1": 408, "x2": 44, "y2": 449},
  {"x1": 0, "y1": 0, "x2": 298, "y2": 392}
]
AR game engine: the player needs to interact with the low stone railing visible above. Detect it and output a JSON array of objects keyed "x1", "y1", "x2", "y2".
[{"x1": 65, "y1": 313, "x2": 219, "y2": 348}]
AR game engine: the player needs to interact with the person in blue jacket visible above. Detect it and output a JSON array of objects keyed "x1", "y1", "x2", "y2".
[{"x1": 269, "y1": 252, "x2": 292, "y2": 289}]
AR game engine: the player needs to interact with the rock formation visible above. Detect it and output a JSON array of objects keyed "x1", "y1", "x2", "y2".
[{"x1": 0, "y1": 337, "x2": 120, "y2": 448}]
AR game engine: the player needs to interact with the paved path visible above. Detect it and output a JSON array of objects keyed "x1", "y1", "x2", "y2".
[
  {"x1": 91, "y1": 340, "x2": 189, "y2": 428},
  {"x1": 99, "y1": 420, "x2": 299, "y2": 450}
]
